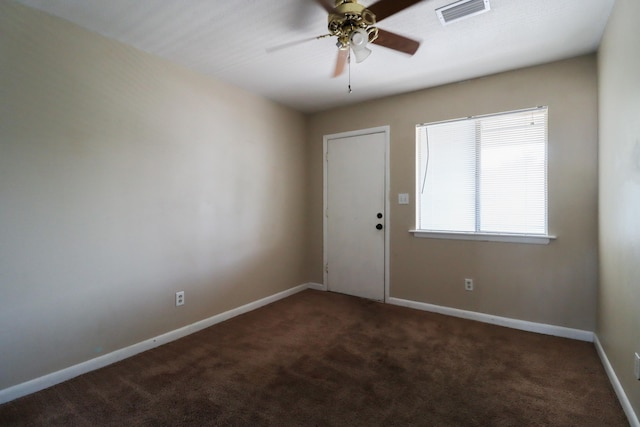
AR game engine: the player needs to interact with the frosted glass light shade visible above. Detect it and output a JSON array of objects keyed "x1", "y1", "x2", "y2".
[{"x1": 350, "y1": 29, "x2": 371, "y2": 63}]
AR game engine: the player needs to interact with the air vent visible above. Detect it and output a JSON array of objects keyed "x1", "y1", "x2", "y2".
[{"x1": 436, "y1": 0, "x2": 490, "y2": 25}]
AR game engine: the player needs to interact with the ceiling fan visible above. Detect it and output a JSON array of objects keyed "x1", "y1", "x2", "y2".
[
  {"x1": 270, "y1": 0, "x2": 422, "y2": 78},
  {"x1": 319, "y1": 0, "x2": 422, "y2": 76}
]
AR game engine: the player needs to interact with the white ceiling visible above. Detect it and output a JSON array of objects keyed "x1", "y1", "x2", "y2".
[{"x1": 15, "y1": 0, "x2": 615, "y2": 113}]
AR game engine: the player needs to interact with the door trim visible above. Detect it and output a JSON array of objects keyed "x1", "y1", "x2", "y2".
[{"x1": 323, "y1": 126, "x2": 391, "y2": 302}]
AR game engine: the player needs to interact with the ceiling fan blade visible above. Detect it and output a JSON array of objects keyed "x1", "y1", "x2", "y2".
[
  {"x1": 373, "y1": 28, "x2": 420, "y2": 55},
  {"x1": 266, "y1": 34, "x2": 331, "y2": 53},
  {"x1": 368, "y1": 0, "x2": 423, "y2": 21},
  {"x1": 314, "y1": 0, "x2": 335, "y2": 13},
  {"x1": 333, "y1": 48, "x2": 349, "y2": 78}
]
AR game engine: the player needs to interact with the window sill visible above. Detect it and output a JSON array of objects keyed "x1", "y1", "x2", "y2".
[{"x1": 409, "y1": 230, "x2": 556, "y2": 245}]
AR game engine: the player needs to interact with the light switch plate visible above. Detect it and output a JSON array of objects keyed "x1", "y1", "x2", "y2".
[{"x1": 398, "y1": 193, "x2": 410, "y2": 205}]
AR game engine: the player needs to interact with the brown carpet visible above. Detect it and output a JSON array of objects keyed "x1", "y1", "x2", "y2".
[{"x1": 0, "y1": 290, "x2": 628, "y2": 426}]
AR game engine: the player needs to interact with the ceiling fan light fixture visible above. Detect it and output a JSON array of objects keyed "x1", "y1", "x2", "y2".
[
  {"x1": 352, "y1": 45, "x2": 372, "y2": 63},
  {"x1": 350, "y1": 29, "x2": 368, "y2": 47},
  {"x1": 350, "y1": 29, "x2": 372, "y2": 63}
]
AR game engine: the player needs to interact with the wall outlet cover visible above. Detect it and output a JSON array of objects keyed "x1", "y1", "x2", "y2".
[
  {"x1": 176, "y1": 291, "x2": 185, "y2": 307},
  {"x1": 464, "y1": 278, "x2": 473, "y2": 291}
]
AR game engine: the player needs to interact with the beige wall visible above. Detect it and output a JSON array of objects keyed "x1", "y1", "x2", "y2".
[
  {"x1": 598, "y1": 0, "x2": 640, "y2": 418},
  {"x1": 308, "y1": 55, "x2": 599, "y2": 331},
  {"x1": 0, "y1": 1, "x2": 307, "y2": 390}
]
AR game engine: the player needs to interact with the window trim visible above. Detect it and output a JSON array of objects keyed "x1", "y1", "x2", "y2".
[{"x1": 409, "y1": 230, "x2": 556, "y2": 245}]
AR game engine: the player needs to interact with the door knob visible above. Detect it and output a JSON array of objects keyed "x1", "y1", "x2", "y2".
[
  {"x1": 377, "y1": 213, "x2": 383, "y2": 218},
  {"x1": 376, "y1": 224, "x2": 383, "y2": 230}
]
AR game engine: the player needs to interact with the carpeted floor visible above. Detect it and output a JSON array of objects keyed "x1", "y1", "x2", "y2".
[{"x1": 0, "y1": 289, "x2": 629, "y2": 426}]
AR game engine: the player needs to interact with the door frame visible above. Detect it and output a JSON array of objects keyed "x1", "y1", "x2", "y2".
[{"x1": 323, "y1": 125, "x2": 391, "y2": 302}]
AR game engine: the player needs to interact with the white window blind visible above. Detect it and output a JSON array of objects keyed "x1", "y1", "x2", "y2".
[{"x1": 416, "y1": 107, "x2": 548, "y2": 236}]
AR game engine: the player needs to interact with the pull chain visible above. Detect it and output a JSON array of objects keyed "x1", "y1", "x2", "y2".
[{"x1": 348, "y1": 51, "x2": 352, "y2": 94}]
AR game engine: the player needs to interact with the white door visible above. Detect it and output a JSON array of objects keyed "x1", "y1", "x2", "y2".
[{"x1": 324, "y1": 128, "x2": 387, "y2": 301}]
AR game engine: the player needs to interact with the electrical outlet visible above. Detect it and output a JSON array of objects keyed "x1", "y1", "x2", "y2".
[
  {"x1": 175, "y1": 291, "x2": 185, "y2": 307},
  {"x1": 464, "y1": 278, "x2": 474, "y2": 291},
  {"x1": 634, "y1": 353, "x2": 640, "y2": 380}
]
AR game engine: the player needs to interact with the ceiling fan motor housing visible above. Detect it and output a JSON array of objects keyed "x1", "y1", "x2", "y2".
[{"x1": 328, "y1": 0, "x2": 378, "y2": 48}]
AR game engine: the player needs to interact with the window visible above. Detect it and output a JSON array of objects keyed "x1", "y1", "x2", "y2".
[{"x1": 414, "y1": 107, "x2": 553, "y2": 244}]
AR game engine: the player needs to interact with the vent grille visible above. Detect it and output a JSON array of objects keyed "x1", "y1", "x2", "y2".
[{"x1": 436, "y1": 0, "x2": 490, "y2": 25}]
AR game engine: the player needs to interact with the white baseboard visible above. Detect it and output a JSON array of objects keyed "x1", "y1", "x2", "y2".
[
  {"x1": 307, "y1": 282, "x2": 327, "y2": 291},
  {"x1": 387, "y1": 297, "x2": 594, "y2": 342},
  {"x1": 0, "y1": 283, "x2": 314, "y2": 404},
  {"x1": 594, "y1": 335, "x2": 640, "y2": 427}
]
